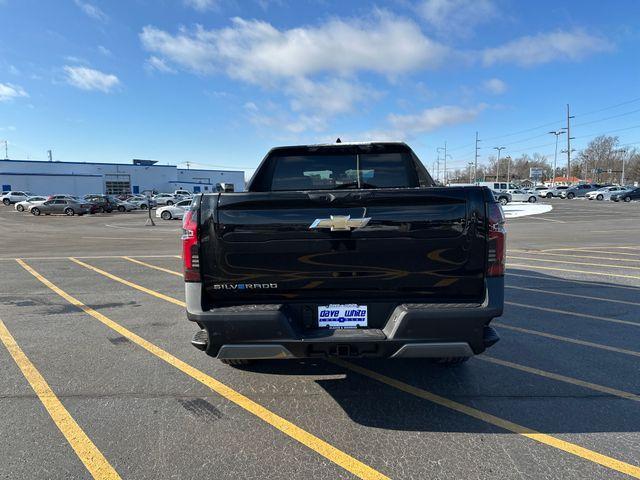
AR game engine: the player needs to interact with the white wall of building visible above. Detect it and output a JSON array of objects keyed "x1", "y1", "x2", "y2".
[
  {"x1": 0, "y1": 173, "x2": 103, "y2": 196},
  {"x1": 0, "y1": 160, "x2": 245, "y2": 196}
]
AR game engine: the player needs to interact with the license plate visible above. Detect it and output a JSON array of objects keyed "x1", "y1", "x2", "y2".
[{"x1": 318, "y1": 304, "x2": 368, "y2": 329}]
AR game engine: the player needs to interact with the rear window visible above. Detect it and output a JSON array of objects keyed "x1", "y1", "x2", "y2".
[{"x1": 268, "y1": 153, "x2": 419, "y2": 191}]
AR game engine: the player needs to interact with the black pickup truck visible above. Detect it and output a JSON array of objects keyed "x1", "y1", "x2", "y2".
[{"x1": 183, "y1": 142, "x2": 504, "y2": 366}]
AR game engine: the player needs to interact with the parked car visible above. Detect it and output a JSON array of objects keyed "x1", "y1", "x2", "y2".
[
  {"x1": 611, "y1": 187, "x2": 640, "y2": 202},
  {"x1": 153, "y1": 193, "x2": 180, "y2": 205},
  {"x1": 559, "y1": 184, "x2": 602, "y2": 199},
  {"x1": 83, "y1": 194, "x2": 117, "y2": 213},
  {"x1": 173, "y1": 189, "x2": 193, "y2": 198},
  {"x1": 48, "y1": 194, "x2": 82, "y2": 201},
  {"x1": 586, "y1": 186, "x2": 630, "y2": 201},
  {"x1": 128, "y1": 195, "x2": 157, "y2": 210},
  {"x1": 184, "y1": 141, "x2": 504, "y2": 366},
  {"x1": 492, "y1": 190, "x2": 511, "y2": 205},
  {"x1": 156, "y1": 199, "x2": 192, "y2": 220},
  {"x1": 506, "y1": 189, "x2": 537, "y2": 203},
  {"x1": 535, "y1": 185, "x2": 568, "y2": 198},
  {"x1": 15, "y1": 195, "x2": 48, "y2": 212},
  {"x1": 1, "y1": 191, "x2": 32, "y2": 205},
  {"x1": 113, "y1": 199, "x2": 138, "y2": 212},
  {"x1": 29, "y1": 199, "x2": 91, "y2": 216}
]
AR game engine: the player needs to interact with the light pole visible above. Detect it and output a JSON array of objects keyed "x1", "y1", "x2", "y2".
[
  {"x1": 493, "y1": 146, "x2": 505, "y2": 181},
  {"x1": 505, "y1": 156, "x2": 512, "y2": 184},
  {"x1": 618, "y1": 149, "x2": 627, "y2": 185},
  {"x1": 548, "y1": 130, "x2": 565, "y2": 187}
]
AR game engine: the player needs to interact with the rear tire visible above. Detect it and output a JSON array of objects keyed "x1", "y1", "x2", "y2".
[
  {"x1": 220, "y1": 359, "x2": 252, "y2": 366},
  {"x1": 16, "y1": 204, "x2": 24, "y2": 212},
  {"x1": 166, "y1": 200, "x2": 174, "y2": 206},
  {"x1": 140, "y1": 204, "x2": 148, "y2": 210},
  {"x1": 118, "y1": 205, "x2": 125, "y2": 212},
  {"x1": 434, "y1": 356, "x2": 470, "y2": 366},
  {"x1": 545, "y1": 193, "x2": 553, "y2": 198},
  {"x1": 624, "y1": 196, "x2": 632, "y2": 202},
  {"x1": 64, "y1": 208, "x2": 74, "y2": 216},
  {"x1": 2, "y1": 198, "x2": 9, "y2": 206},
  {"x1": 499, "y1": 197, "x2": 508, "y2": 206},
  {"x1": 528, "y1": 196, "x2": 537, "y2": 203}
]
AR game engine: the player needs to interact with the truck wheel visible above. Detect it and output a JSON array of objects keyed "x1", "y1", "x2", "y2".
[
  {"x1": 220, "y1": 359, "x2": 252, "y2": 366},
  {"x1": 434, "y1": 356, "x2": 470, "y2": 366}
]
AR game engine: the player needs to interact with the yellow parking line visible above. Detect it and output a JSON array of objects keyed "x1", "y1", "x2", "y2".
[
  {"x1": 507, "y1": 285, "x2": 640, "y2": 306},
  {"x1": 505, "y1": 301, "x2": 640, "y2": 328},
  {"x1": 494, "y1": 322, "x2": 640, "y2": 358},
  {"x1": 507, "y1": 263, "x2": 640, "y2": 281},
  {"x1": 69, "y1": 258, "x2": 185, "y2": 307},
  {"x1": 333, "y1": 359, "x2": 640, "y2": 479},
  {"x1": 122, "y1": 256, "x2": 182, "y2": 277},
  {"x1": 16, "y1": 259, "x2": 387, "y2": 480},
  {"x1": 508, "y1": 255, "x2": 640, "y2": 271},
  {"x1": 478, "y1": 356, "x2": 640, "y2": 403},
  {"x1": 510, "y1": 250, "x2": 640, "y2": 263},
  {"x1": 0, "y1": 319, "x2": 120, "y2": 480},
  {"x1": 506, "y1": 272, "x2": 640, "y2": 292}
]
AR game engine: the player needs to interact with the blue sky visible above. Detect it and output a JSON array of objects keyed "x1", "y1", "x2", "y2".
[{"x1": 1, "y1": 0, "x2": 639, "y2": 175}]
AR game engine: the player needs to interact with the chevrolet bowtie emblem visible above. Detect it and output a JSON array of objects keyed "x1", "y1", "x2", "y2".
[{"x1": 309, "y1": 215, "x2": 371, "y2": 231}]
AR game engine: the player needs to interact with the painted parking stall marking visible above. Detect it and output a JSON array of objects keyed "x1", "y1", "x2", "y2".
[
  {"x1": 16, "y1": 259, "x2": 389, "y2": 480},
  {"x1": 0, "y1": 318, "x2": 120, "y2": 480}
]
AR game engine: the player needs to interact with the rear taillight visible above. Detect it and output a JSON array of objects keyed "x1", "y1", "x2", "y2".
[
  {"x1": 486, "y1": 202, "x2": 506, "y2": 277},
  {"x1": 182, "y1": 210, "x2": 200, "y2": 282}
]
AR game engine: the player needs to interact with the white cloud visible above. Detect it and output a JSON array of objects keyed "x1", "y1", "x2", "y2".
[
  {"x1": 73, "y1": 0, "x2": 108, "y2": 22},
  {"x1": 482, "y1": 29, "x2": 612, "y2": 66},
  {"x1": 63, "y1": 66, "x2": 120, "y2": 92},
  {"x1": 418, "y1": 0, "x2": 497, "y2": 37},
  {"x1": 145, "y1": 56, "x2": 176, "y2": 74},
  {"x1": 0, "y1": 126, "x2": 17, "y2": 132},
  {"x1": 97, "y1": 45, "x2": 112, "y2": 56},
  {"x1": 139, "y1": 12, "x2": 448, "y2": 81},
  {"x1": 388, "y1": 104, "x2": 486, "y2": 135},
  {"x1": 286, "y1": 77, "x2": 380, "y2": 117},
  {"x1": 183, "y1": 0, "x2": 219, "y2": 11},
  {"x1": 482, "y1": 78, "x2": 507, "y2": 95},
  {"x1": 0, "y1": 83, "x2": 29, "y2": 102}
]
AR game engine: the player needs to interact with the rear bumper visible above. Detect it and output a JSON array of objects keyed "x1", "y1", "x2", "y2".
[{"x1": 186, "y1": 277, "x2": 503, "y2": 359}]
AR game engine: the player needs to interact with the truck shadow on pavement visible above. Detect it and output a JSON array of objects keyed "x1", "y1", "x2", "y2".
[{"x1": 237, "y1": 268, "x2": 640, "y2": 434}]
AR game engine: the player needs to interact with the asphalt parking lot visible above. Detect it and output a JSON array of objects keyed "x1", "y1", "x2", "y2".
[{"x1": 1, "y1": 199, "x2": 639, "y2": 479}]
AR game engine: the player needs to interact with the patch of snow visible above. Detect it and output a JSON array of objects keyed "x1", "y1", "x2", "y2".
[{"x1": 502, "y1": 202, "x2": 553, "y2": 219}]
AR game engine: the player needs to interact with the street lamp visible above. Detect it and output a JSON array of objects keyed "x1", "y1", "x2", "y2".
[
  {"x1": 548, "y1": 130, "x2": 565, "y2": 187},
  {"x1": 505, "y1": 156, "x2": 512, "y2": 184},
  {"x1": 493, "y1": 146, "x2": 505, "y2": 181},
  {"x1": 617, "y1": 149, "x2": 628, "y2": 185}
]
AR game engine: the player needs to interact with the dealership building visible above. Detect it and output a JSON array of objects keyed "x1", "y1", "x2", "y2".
[{"x1": 0, "y1": 159, "x2": 245, "y2": 196}]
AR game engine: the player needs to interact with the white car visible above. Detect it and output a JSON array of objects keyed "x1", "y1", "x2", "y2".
[
  {"x1": 153, "y1": 193, "x2": 181, "y2": 205},
  {"x1": 506, "y1": 189, "x2": 537, "y2": 203},
  {"x1": 585, "y1": 186, "x2": 630, "y2": 201},
  {"x1": 1, "y1": 190, "x2": 32, "y2": 205},
  {"x1": 14, "y1": 195, "x2": 48, "y2": 212},
  {"x1": 128, "y1": 195, "x2": 157, "y2": 209},
  {"x1": 155, "y1": 199, "x2": 192, "y2": 220}
]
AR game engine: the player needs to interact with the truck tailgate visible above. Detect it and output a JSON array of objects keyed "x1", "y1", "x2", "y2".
[{"x1": 199, "y1": 188, "x2": 487, "y2": 306}]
